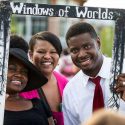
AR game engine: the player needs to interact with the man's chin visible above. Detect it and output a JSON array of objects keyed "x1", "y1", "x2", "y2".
[{"x1": 81, "y1": 67, "x2": 92, "y2": 73}]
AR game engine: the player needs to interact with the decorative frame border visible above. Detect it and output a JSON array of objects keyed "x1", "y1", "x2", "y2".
[{"x1": 0, "y1": 1, "x2": 125, "y2": 124}]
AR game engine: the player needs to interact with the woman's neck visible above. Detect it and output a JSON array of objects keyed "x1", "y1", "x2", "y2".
[
  {"x1": 44, "y1": 72, "x2": 54, "y2": 80},
  {"x1": 6, "y1": 93, "x2": 21, "y2": 101},
  {"x1": 43, "y1": 73, "x2": 56, "y2": 86}
]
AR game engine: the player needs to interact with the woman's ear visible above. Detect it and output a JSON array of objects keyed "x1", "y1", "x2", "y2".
[{"x1": 28, "y1": 50, "x2": 33, "y2": 61}]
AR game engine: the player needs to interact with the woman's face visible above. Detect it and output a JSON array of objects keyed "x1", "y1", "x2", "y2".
[
  {"x1": 29, "y1": 40, "x2": 59, "y2": 76},
  {"x1": 7, "y1": 57, "x2": 28, "y2": 94}
]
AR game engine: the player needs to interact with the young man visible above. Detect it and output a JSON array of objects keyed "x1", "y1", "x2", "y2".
[{"x1": 62, "y1": 22, "x2": 125, "y2": 125}]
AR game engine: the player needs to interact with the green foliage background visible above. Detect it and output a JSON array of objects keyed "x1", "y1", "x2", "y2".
[
  {"x1": 99, "y1": 26, "x2": 114, "y2": 57},
  {"x1": 10, "y1": 16, "x2": 17, "y2": 34}
]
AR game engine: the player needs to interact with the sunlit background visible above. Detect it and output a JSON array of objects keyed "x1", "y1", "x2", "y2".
[{"x1": 10, "y1": 0, "x2": 125, "y2": 57}]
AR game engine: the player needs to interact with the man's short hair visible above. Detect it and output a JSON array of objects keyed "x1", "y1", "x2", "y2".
[{"x1": 66, "y1": 22, "x2": 98, "y2": 45}]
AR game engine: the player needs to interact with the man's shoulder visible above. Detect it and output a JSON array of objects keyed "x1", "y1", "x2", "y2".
[
  {"x1": 103, "y1": 56, "x2": 111, "y2": 61},
  {"x1": 63, "y1": 70, "x2": 83, "y2": 95},
  {"x1": 103, "y1": 56, "x2": 112, "y2": 66}
]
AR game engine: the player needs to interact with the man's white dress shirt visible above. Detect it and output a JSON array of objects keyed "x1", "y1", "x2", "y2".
[{"x1": 62, "y1": 56, "x2": 125, "y2": 125}]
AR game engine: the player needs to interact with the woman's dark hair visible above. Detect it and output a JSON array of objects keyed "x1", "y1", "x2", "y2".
[
  {"x1": 66, "y1": 22, "x2": 98, "y2": 45},
  {"x1": 29, "y1": 31, "x2": 62, "y2": 56},
  {"x1": 10, "y1": 34, "x2": 29, "y2": 53}
]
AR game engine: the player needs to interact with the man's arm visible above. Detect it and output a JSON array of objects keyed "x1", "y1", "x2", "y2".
[
  {"x1": 62, "y1": 90, "x2": 79, "y2": 125},
  {"x1": 62, "y1": 103, "x2": 79, "y2": 125}
]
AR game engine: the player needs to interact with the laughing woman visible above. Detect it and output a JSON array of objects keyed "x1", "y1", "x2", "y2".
[
  {"x1": 20, "y1": 31, "x2": 68, "y2": 125},
  {"x1": 4, "y1": 48, "x2": 48, "y2": 125}
]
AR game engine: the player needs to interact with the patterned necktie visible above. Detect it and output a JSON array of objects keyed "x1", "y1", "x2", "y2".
[{"x1": 90, "y1": 76, "x2": 104, "y2": 112}]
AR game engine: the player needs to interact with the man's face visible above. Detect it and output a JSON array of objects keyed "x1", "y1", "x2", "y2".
[{"x1": 67, "y1": 33, "x2": 103, "y2": 76}]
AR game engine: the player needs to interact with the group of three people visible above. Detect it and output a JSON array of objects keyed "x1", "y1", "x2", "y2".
[{"x1": 4, "y1": 21, "x2": 125, "y2": 125}]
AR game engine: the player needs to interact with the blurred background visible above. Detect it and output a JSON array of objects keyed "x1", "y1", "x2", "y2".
[{"x1": 10, "y1": 0, "x2": 118, "y2": 57}]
